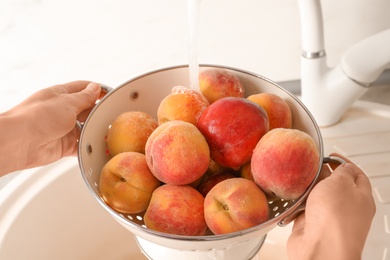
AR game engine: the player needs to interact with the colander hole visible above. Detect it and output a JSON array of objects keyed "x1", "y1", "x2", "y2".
[
  {"x1": 127, "y1": 215, "x2": 133, "y2": 220},
  {"x1": 283, "y1": 202, "x2": 289, "y2": 207},
  {"x1": 273, "y1": 206, "x2": 279, "y2": 211},
  {"x1": 136, "y1": 215, "x2": 143, "y2": 221},
  {"x1": 130, "y1": 90, "x2": 139, "y2": 100},
  {"x1": 86, "y1": 143, "x2": 93, "y2": 154},
  {"x1": 94, "y1": 182, "x2": 98, "y2": 187},
  {"x1": 274, "y1": 212, "x2": 280, "y2": 217}
]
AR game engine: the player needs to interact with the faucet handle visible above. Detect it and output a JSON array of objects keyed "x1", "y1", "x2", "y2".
[{"x1": 342, "y1": 28, "x2": 390, "y2": 85}]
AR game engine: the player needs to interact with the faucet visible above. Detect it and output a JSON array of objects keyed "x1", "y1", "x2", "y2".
[{"x1": 297, "y1": 0, "x2": 390, "y2": 127}]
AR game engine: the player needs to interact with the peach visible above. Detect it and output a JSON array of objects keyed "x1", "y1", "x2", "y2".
[
  {"x1": 197, "y1": 171, "x2": 237, "y2": 197},
  {"x1": 247, "y1": 93, "x2": 292, "y2": 130},
  {"x1": 144, "y1": 184, "x2": 207, "y2": 236},
  {"x1": 206, "y1": 159, "x2": 230, "y2": 177},
  {"x1": 240, "y1": 161, "x2": 254, "y2": 182},
  {"x1": 106, "y1": 111, "x2": 158, "y2": 156},
  {"x1": 99, "y1": 152, "x2": 161, "y2": 214},
  {"x1": 157, "y1": 86, "x2": 209, "y2": 125},
  {"x1": 251, "y1": 128, "x2": 320, "y2": 200},
  {"x1": 145, "y1": 120, "x2": 210, "y2": 185},
  {"x1": 199, "y1": 68, "x2": 244, "y2": 104},
  {"x1": 197, "y1": 97, "x2": 269, "y2": 170},
  {"x1": 204, "y1": 178, "x2": 269, "y2": 235}
]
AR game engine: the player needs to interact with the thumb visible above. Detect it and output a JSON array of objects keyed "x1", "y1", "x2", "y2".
[{"x1": 69, "y1": 82, "x2": 101, "y2": 114}]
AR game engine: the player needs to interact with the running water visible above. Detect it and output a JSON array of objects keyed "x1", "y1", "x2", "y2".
[{"x1": 187, "y1": 0, "x2": 201, "y2": 92}]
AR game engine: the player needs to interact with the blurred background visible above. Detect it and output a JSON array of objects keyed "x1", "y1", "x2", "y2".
[{"x1": 1, "y1": 0, "x2": 390, "y2": 112}]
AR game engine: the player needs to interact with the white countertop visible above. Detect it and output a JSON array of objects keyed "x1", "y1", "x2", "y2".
[{"x1": 1, "y1": 0, "x2": 390, "y2": 112}]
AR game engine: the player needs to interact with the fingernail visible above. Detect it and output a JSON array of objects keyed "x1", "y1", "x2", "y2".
[{"x1": 86, "y1": 82, "x2": 100, "y2": 92}]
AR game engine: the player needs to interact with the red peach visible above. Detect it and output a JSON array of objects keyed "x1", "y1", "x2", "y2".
[
  {"x1": 197, "y1": 97, "x2": 269, "y2": 170},
  {"x1": 145, "y1": 120, "x2": 210, "y2": 185},
  {"x1": 204, "y1": 178, "x2": 269, "y2": 235},
  {"x1": 199, "y1": 69, "x2": 244, "y2": 104},
  {"x1": 197, "y1": 171, "x2": 237, "y2": 197},
  {"x1": 251, "y1": 128, "x2": 320, "y2": 200},
  {"x1": 144, "y1": 185, "x2": 207, "y2": 236}
]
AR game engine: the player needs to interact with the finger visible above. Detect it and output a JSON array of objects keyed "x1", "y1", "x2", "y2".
[
  {"x1": 68, "y1": 82, "x2": 101, "y2": 114},
  {"x1": 342, "y1": 163, "x2": 373, "y2": 193},
  {"x1": 291, "y1": 212, "x2": 306, "y2": 234},
  {"x1": 316, "y1": 164, "x2": 332, "y2": 183},
  {"x1": 59, "y1": 81, "x2": 93, "y2": 94}
]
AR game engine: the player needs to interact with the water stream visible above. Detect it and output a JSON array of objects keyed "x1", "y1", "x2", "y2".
[{"x1": 187, "y1": 0, "x2": 201, "y2": 92}]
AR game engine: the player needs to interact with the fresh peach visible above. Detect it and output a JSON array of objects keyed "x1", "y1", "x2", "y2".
[
  {"x1": 206, "y1": 159, "x2": 230, "y2": 177},
  {"x1": 106, "y1": 111, "x2": 158, "y2": 156},
  {"x1": 157, "y1": 86, "x2": 209, "y2": 125},
  {"x1": 247, "y1": 93, "x2": 292, "y2": 130},
  {"x1": 197, "y1": 97, "x2": 269, "y2": 170},
  {"x1": 199, "y1": 68, "x2": 244, "y2": 104},
  {"x1": 204, "y1": 178, "x2": 269, "y2": 235},
  {"x1": 197, "y1": 171, "x2": 237, "y2": 197},
  {"x1": 144, "y1": 184, "x2": 207, "y2": 236},
  {"x1": 251, "y1": 128, "x2": 320, "y2": 200},
  {"x1": 145, "y1": 120, "x2": 210, "y2": 185},
  {"x1": 240, "y1": 161, "x2": 254, "y2": 182},
  {"x1": 99, "y1": 152, "x2": 161, "y2": 214}
]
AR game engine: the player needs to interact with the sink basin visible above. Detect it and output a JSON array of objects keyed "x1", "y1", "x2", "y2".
[{"x1": 0, "y1": 157, "x2": 290, "y2": 260}]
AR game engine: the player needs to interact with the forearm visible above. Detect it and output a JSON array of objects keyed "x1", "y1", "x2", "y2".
[
  {"x1": 300, "y1": 222, "x2": 363, "y2": 260},
  {"x1": 0, "y1": 110, "x2": 30, "y2": 176}
]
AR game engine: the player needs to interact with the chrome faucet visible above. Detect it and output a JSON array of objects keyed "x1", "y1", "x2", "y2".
[{"x1": 297, "y1": 0, "x2": 390, "y2": 126}]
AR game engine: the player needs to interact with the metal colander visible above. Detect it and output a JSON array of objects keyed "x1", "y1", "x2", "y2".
[{"x1": 77, "y1": 65, "x2": 344, "y2": 260}]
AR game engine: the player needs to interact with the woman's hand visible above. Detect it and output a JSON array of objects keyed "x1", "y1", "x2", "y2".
[
  {"x1": 0, "y1": 81, "x2": 101, "y2": 176},
  {"x1": 287, "y1": 153, "x2": 376, "y2": 260}
]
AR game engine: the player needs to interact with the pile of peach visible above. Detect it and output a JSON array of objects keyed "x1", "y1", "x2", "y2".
[{"x1": 99, "y1": 68, "x2": 320, "y2": 236}]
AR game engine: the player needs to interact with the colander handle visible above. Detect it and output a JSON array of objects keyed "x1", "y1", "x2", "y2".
[
  {"x1": 76, "y1": 84, "x2": 112, "y2": 130},
  {"x1": 278, "y1": 155, "x2": 347, "y2": 227}
]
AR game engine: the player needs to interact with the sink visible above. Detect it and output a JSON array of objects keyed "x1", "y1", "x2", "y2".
[{"x1": 0, "y1": 157, "x2": 290, "y2": 260}]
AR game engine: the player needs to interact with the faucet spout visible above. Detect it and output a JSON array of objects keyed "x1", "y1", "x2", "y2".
[{"x1": 297, "y1": 0, "x2": 390, "y2": 127}]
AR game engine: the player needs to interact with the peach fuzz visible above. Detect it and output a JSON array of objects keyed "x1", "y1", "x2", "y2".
[
  {"x1": 145, "y1": 120, "x2": 210, "y2": 185},
  {"x1": 251, "y1": 128, "x2": 320, "y2": 200},
  {"x1": 106, "y1": 111, "x2": 158, "y2": 156},
  {"x1": 199, "y1": 68, "x2": 244, "y2": 104},
  {"x1": 247, "y1": 93, "x2": 292, "y2": 130},
  {"x1": 197, "y1": 97, "x2": 269, "y2": 170},
  {"x1": 99, "y1": 152, "x2": 161, "y2": 214},
  {"x1": 204, "y1": 178, "x2": 269, "y2": 235},
  {"x1": 144, "y1": 184, "x2": 207, "y2": 236},
  {"x1": 157, "y1": 86, "x2": 209, "y2": 125}
]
